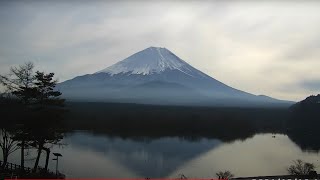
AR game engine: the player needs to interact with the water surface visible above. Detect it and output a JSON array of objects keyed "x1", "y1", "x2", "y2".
[{"x1": 5, "y1": 132, "x2": 320, "y2": 178}]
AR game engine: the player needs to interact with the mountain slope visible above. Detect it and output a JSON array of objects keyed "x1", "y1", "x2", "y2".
[{"x1": 58, "y1": 47, "x2": 293, "y2": 107}]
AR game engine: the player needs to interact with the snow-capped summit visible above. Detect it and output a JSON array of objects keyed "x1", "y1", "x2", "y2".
[{"x1": 96, "y1": 47, "x2": 196, "y2": 76}]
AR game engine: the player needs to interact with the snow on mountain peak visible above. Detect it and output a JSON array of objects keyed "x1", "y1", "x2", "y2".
[{"x1": 96, "y1": 47, "x2": 194, "y2": 75}]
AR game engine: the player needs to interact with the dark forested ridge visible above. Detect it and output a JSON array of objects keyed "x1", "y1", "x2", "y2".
[
  {"x1": 1, "y1": 99, "x2": 288, "y2": 138},
  {"x1": 288, "y1": 94, "x2": 320, "y2": 130},
  {"x1": 59, "y1": 101, "x2": 289, "y2": 141}
]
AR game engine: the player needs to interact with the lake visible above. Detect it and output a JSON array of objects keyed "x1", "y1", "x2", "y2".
[{"x1": 4, "y1": 132, "x2": 320, "y2": 178}]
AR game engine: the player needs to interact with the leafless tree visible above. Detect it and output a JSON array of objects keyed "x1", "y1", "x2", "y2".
[
  {"x1": 287, "y1": 159, "x2": 315, "y2": 175},
  {"x1": 0, "y1": 128, "x2": 19, "y2": 168},
  {"x1": 216, "y1": 170, "x2": 234, "y2": 179},
  {"x1": 0, "y1": 62, "x2": 36, "y2": 169},
  {"x1": 0, "y1": 62, "x2": 35, "y2": 103}
]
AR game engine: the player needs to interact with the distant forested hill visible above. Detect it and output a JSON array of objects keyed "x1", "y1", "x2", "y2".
[
  {"x1": 289, "y1": 94, "x2": 320, "y2": 129},
  {"x1": 286, "y1": 94, "x2": 320, "y2": 151},
  {"x1": 290, "y1": 94, "x2": 320, "y2": 110}
]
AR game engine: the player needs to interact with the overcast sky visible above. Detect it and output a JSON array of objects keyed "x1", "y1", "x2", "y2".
[{"x1": 0, "y1": 0, "x2": 320, "y2": 101}]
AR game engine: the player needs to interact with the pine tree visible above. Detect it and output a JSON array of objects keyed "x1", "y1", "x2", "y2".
[{"x1": 31, "y1": 71, "x2": 65, "y2": 172}]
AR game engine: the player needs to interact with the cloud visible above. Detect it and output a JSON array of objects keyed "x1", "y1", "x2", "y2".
[
  {"x1": 300, "y1": 80, "x2": 320, "y2": 92},
  {"x1": 1, "y1": 1, "x2": 320, "y2": 101}
]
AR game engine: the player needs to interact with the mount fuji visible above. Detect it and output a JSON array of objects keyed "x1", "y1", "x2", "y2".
[{"x1": 58, "y1": 47, "x2": 292, "y2": 107}]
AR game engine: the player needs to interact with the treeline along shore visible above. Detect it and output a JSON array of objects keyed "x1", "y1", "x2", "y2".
[
  {"x1": 2, "y1": 94, "x2": 320, "y2": 149},
  {"x1": 1, "y1": 100, "x2": 289, "y2": 141}
]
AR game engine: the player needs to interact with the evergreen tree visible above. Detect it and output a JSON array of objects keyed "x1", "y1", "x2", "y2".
[
  {"x1": 31, "y1": 71, "x2": 65, "y2": 172},
  {"x1": 1, "y1": 63, "x2": 66, "y2": 173}
]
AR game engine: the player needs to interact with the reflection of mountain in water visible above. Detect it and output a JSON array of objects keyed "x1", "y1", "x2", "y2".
[
  {"x1": 64, "y1": 132, "x2": 222, "y2": 177},
  {"x1": 61, "y1": 132, "x2": 320, "y2": 178}
]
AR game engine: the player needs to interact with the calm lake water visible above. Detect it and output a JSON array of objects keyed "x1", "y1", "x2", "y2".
[{"x1": 5, "y1": 132, "x2": 320, "y2": 178}]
